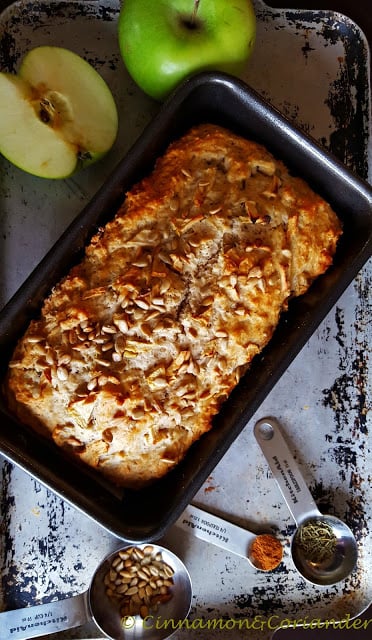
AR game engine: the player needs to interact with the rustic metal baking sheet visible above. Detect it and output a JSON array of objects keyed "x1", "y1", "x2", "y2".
[{"x1": 0, "y1": 1, "x2": 371, "y2": 639}]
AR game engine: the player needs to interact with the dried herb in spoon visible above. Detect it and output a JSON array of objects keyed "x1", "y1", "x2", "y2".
[{"x1": 297, "y1": 520, "x2": 337, "y2": 563}]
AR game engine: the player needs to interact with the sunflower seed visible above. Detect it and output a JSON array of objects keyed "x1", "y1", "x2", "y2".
[
  {"x1": 104, "y1": 546, "x2": 175, "y2": 619},
  {"x1": 102, "y1": 325, "x2": 116, "y2": 334},
  {"x1": 56, "y1": 366, "x2": 68, "y2": 381}
]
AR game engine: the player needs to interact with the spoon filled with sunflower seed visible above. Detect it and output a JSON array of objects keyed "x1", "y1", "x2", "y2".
[
  {"x1": 0, "y1": 544, "x2": 192, "y2": 640},
  {"x1": 254, "y1": 417, "x2": 358, "y2": 585}
]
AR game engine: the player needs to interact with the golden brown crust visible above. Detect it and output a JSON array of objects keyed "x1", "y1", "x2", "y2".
[{"x1": 5, "y1": 124, "x2": 342, "y2": 488}]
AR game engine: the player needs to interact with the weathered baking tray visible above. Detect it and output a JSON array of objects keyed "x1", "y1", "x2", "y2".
[
  {"x1": 0, "y1": 2, "x2": 371, "y2": 637},
  {"x1": 0, "y1": 4, "x2": 371, "y2": 545}
]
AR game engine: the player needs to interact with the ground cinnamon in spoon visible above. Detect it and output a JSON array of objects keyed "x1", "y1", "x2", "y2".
[{"x1": 249, "y1": 534, "x2": 283, "y2": 570}]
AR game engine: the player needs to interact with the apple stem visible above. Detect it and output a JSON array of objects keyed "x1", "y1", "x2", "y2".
[{"x1": 191, "y1": 0, "x2": 200, "y2": 27}]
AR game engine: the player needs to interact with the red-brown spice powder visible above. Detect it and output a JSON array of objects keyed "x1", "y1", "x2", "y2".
[{"x1": 250, "y1": 534, "x2": 283, "y2": 570}]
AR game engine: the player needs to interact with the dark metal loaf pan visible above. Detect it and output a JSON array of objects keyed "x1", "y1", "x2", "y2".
[{"x1": 0, "y1": 72, "x2": 371, "y2": 542}]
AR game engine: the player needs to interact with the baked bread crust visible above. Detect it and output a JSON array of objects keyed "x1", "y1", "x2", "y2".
[{"x1": 5, "y1": 124, "x2": 342, "y2": 488}]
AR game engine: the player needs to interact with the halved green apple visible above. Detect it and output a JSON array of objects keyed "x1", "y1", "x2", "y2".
[{"x1": 0, "y1": 46, "x2": 118, "y2": 179}]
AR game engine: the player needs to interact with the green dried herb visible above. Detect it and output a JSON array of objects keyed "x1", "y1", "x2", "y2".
[{"x1": 297, "y1": 519, "x2": 337, "y2": 563}]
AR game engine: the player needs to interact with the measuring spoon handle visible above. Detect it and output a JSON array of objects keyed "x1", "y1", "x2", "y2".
[
  {"x1": 0, "y1": 592, "x2": 89, "y2": 640},
  {"x1": 175, "y1": 503, "x2": 255, "y2": 560},
  {"x1": 254, "y1": 417, "x2": 320, "y2": 526}
]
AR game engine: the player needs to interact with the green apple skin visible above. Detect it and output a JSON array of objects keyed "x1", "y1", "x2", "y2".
[
  {"x1": 0, "y1": 46, "x2": 118, "y2": 179},
  {"x1": 118, "y1": 0, "x2": 256, "y2": 101}
]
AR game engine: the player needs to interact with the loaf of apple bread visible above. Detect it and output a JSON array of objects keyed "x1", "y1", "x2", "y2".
[{"x1": 5, "y1": 124, "x2": 342, "y2": 488}]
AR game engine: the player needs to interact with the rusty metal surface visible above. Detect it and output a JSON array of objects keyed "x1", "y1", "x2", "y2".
[{"x1": 0, "y1": 1, "x2": 371, "y2": 638}]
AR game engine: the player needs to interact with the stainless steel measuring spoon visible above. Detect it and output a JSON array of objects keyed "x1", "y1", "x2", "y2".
[
  {"x1": 254, "y1": 417, "x2": 358, "y2": 585},
  {"x1": 0, "y1": 543, "x2": 192, "y2": 640},
  {"x1": 175, "y1": 503, "x2": 283, "y2": 571}
]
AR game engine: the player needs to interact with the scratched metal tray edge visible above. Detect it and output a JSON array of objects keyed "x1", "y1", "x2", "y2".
[
  {"x1": 0, "y1": 2, "x2": 370, "y2": 640},
  {"x1": 256, "y1": 0, "x2": 372, "y2": 184},
  {"x1": 0, "y1": 70, "x2": 371, "y2": 543}
]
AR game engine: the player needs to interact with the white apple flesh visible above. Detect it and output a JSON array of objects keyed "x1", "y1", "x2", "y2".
[{"x1": 0, "y1": 46, "x2": 118, "y2": 179}]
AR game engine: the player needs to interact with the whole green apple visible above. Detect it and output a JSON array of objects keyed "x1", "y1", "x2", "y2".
[
  {"x1": 0, "y1": 46, "x2": 118, "y2": 179},
  {"x1": 118, "y1": 0, "x2": 256, "y2": 101}
]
